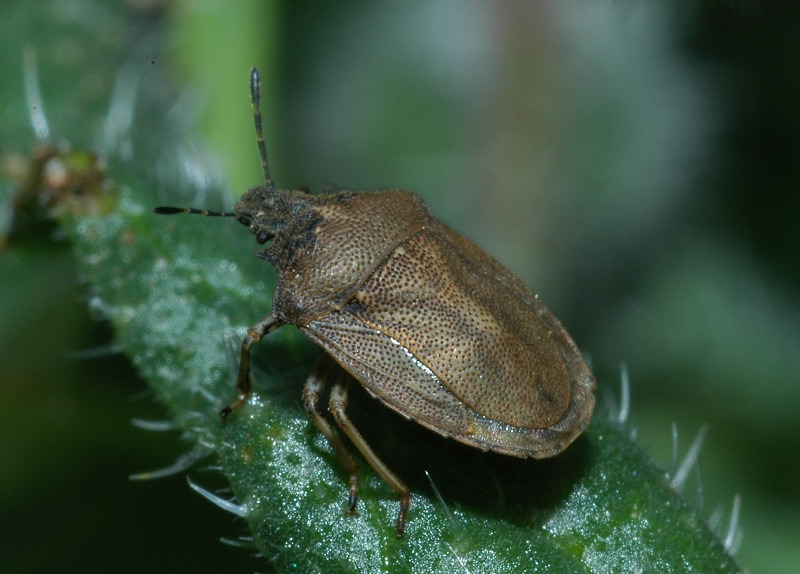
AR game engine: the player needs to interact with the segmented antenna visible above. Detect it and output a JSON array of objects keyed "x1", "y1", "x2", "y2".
[
  {"x1": 153, "y1": 206, "x2": 251, "y2": 226},
  {"x1": 153, "y1": 67, "x2": 273, "y2": 221},
  {"x1": 250, "y1": 67, "x2": 273, "y2": 189}
]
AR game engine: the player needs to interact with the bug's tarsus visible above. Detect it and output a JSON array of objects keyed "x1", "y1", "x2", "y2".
[
  {"x1": 250, "y1": 67, "x2": 273, "y2": 189},
  {"x1": 347, "y1": 489, "x2": 358, "y2": 514},
  {"x1": 220, "y1": 392, "x2": 248, "y2": 420},
  {"x1": 396, "y1": 493, "x2": 410, "y2": 538}
]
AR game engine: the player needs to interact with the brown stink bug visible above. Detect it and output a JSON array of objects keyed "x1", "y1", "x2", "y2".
[{"x1": 154, "y1": 67, "x2": 596, "y2": 538}]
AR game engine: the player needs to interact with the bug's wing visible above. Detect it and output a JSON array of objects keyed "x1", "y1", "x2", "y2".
[
  {"x1": 302, "y1": 310, "x2": 581, "y2": 458},
  {"x1": 301, "y1": 225, "x2": 595, "y2": 458},
  {"x1": 303, "y1": 313, "x2": 481, "y2": 439},
  {"x1": 436, "y1": 225, "x2": 595, "y2": 427},
  {"x1": 350, "y1": 225, "x2": 594, "y2": 429}
]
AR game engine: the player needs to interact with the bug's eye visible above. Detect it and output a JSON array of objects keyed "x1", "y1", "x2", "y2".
[{"x1": 256, "y1": 230, "x2": 272, "y2": 245}]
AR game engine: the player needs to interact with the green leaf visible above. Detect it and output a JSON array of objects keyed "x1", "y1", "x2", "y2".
[{"x1": 60, "y1": 169, "x2": 744, "y2": 574}]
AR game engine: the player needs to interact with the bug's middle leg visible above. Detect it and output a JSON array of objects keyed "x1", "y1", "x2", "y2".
[
  {"x1": 303, "y1": 355, "x2": 361, "y2": 514},
  {"x1": 328, "y1": 367, "x2": 411, "y2": 538}
]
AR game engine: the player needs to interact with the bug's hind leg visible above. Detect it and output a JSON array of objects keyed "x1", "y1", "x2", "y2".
[
  {"x1": 327, "y1": 365, "x2": 411, "y2": 538},
  {"x1": 303, "y1": 355, "x2": 360, "y2": 514}
]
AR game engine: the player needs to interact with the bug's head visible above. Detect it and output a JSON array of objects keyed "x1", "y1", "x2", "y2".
[
  {"x1": 233, "y1": 184, "x2": 315, "y2": 248},
  {"x1": 154, "y1": 68, "x2": 319, "y2": 258},
  {"x1": 153, "y1": 182, "x2": 314, "y2": 250}
]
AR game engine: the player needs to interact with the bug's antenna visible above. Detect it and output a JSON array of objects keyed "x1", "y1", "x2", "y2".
[
  {"x1": 153, "y1": 68, "x2": 273, "y2": 223},
  {"x1": 250, "y1": 67, "x2": 273, "y2": 189},
  {"x1": 152, "y1": 206, "x2": 251, "y2": 227}
]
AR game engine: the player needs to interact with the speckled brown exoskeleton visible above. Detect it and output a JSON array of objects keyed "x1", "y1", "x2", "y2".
[{"x1": 154, "y1": 67, "x2": 596, "y2": 538}]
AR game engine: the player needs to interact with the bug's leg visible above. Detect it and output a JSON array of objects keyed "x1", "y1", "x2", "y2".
[
  {"x1": 221, "y1": 314, "x2": 284, "y2": 419},
  {"x1": 303, "y1": 355, "x2": 361, "y2": 514},
  {"x1": 328, "y1": 368, "x2": 411, "y2": 539}
]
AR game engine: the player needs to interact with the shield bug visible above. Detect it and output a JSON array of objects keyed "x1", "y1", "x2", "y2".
[{"x1": 154, "y1": 67, "x2": 596, "y2": 538}]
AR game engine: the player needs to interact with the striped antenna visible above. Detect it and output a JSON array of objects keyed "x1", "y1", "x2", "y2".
[
  {"x1": 153, "y1": 67, "x2": 273, "y2": 222},
  {"x1": 152, "y1": 206, "x2": 251, "y2": 226},
  {"x1": 250, "y1": 67, "x2": 273, "y2": 189}
]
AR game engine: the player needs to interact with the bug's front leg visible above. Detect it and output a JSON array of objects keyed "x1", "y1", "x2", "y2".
[{"x1": 221, "y1": 314, "x2": 284, "y2": 418}]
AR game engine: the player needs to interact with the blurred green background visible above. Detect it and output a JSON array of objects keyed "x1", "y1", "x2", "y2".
[{"x1": 1, "y1": 1, "x2": 798, "y2": 572}]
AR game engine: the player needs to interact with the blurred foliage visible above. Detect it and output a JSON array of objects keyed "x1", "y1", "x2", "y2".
[{"x1": 1, "y1": 1, "x2": 798, "y2": 573}]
